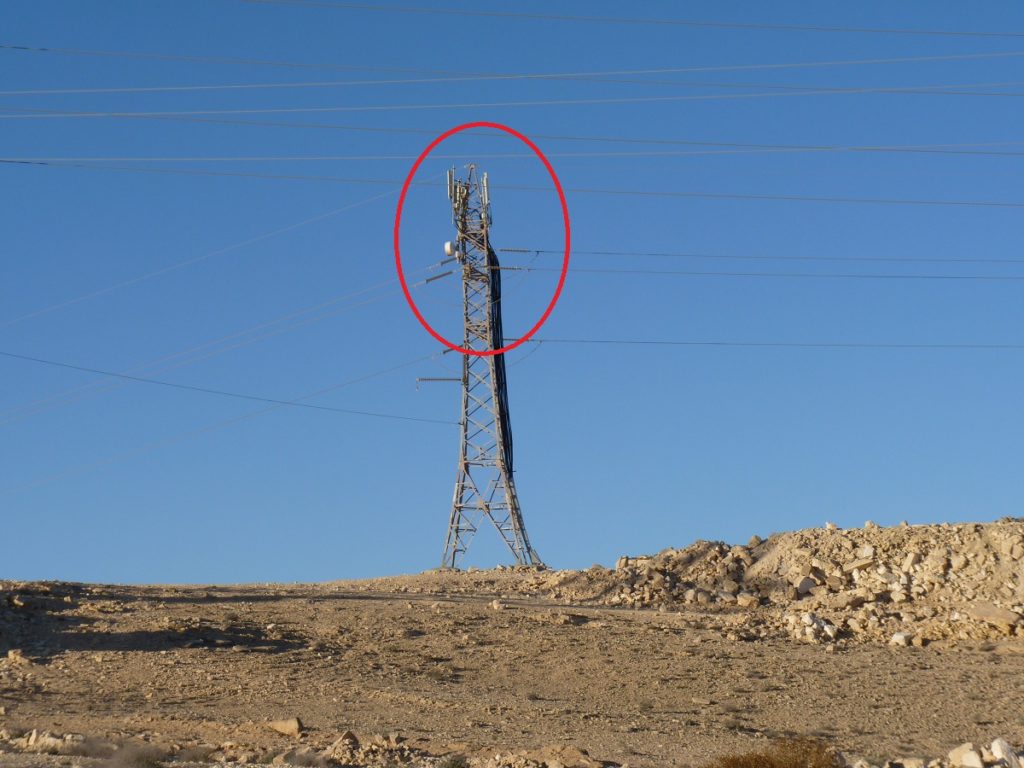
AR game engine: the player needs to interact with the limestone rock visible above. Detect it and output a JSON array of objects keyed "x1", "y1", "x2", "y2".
[
  {"x1": 967, "y1": 603, "x2": 1021, "y2": 630},
  {"x1": 843, "y1": 558, "x2": 874, "y2": 574},
  {"x1": 267, "y1": 718, "x2": 303, "y2": 739},
  {"x1": 949, "y1": 743, "x2": 984, "y2": 768},
  {"x1": 5, "y1": 650, "x2": 31, "y2": 666},
  {"x1": 795, "y1": 576, "x2": 817, "y2": 595},
  {"x1": 991, "y1": 739, "x2": 1021, "y2": 768}
]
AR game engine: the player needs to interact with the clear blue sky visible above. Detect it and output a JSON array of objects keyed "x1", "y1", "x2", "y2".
[{"x1": 3, "y1": 1, "x2": 1023, "y2": 583}]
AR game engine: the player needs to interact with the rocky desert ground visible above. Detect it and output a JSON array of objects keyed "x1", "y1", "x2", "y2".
[{"x1": 2, "y1": 519, "x2": 1023, "y2": 768}]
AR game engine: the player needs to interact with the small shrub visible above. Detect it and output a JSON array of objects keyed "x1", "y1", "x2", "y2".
[
  {"x1": 174, "y1": 745, "x2": 215, "y2": 763},
  {"x1": 282, "y1": 749, "x2": 331, "y2": 767},
  {"x1": 102, "y1": 743, "x2": 168, "y2": 768},
  {"x1": 439, "y1": 756, "x2": 470, "y2": 768},
  {"x1": 710, "y1": 739, "x2": 842, "y2": 768},
  {"x1": 424, "y1": 665, "x2": 450, "y2": 682},
  {"x1": 61, "y1": 738, "x2": 117, "y2": 759}
]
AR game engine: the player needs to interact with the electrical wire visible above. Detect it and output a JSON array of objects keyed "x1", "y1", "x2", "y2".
[
  {"x1": 0, "y1": 349, "x2": 455, "y2": 425},
  {"x1": 16, "y1": 141, "x2": 1024, "y2": 161},
  {"x1": 0, "y1": 186, "x2": 398, "y2": 330},
  {"x1": 0, "y1": 349, "x2": 451, "y2": 497},
  {"x1": 2, "y1": 79, "x2": 1022, "y2": 120},
  {"x1": 498, "y1": 247, "x2": 1024, "y2": 266},
  {"x1": 522, "y1": 338, "x2": 1024, "y2": 350},
  {"x1": 7, "y1": 51, "x2": 1024, "y2": 95},
  {"x1": 505, "y1": 183, "x2": 1024, "y2": 210},
  {"x1": 6, "y1": 43, "x2": 1024, "y2": 80},
  {"x1": 503, "y1": 266, "x2": 1024, "y2": 281},
  {"x1": 0, "y1": 274, "x2": 414, "y2": 426},
  {"x1": 244, "y1": 0, "x2": 1024, "y2": 39},
  {"x1": 0, "y1": 43, "x2": 460, "y2": 75},
  {"x1": 8, "y1": 160, "x2": 1024, "y2": 210},
  {"x1": 4, "y1": 96, "x2": 1024, "y2": 159}
]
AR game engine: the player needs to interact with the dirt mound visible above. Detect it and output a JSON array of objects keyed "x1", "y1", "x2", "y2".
[{"x1": 525, "y1": 519, "x2": 1024, "y2": 645}]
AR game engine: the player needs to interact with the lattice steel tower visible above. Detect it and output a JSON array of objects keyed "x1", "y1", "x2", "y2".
[{"x1": 441, "y1": 165, "x2": 542, "y2": 569}]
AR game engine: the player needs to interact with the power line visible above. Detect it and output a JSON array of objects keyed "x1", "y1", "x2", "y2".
[
  {"x1": 0, "y1": 157, "x2": 414, "y2": 184},
  {"x1": 244, "y1": 0, "x2": 1024, "y2": 39},
  {"x1": 6, "y1": 51, "x2": 1024, "y2": 96},
  {"x1": 9, "y1": 158, "x2": 1024, "y2": 209},
  {"x1": 0, "y1": 186, "x2": 398, "y2": 329},
  {"x1": 508, "y1": 266, "x2": 1024, "y2": 282},
  {"x1": 1, "y1": 350, "x2": 450, "y2": 496},
  {"x1": 2, "y1": 79, "x2": 1022, "y2": 120},
  {"x1": 7, "y1": 43, "x2": 1024, "y2": 80},
  {"x1": 15, "y1": 141, "x2": 1024, "y2": 162},
  {"x1": 0, "y1": 274, "x2": 417, "y2": 426},
  {"x1": 4, "y1": 94, "x2": 1023, "y2": 159},
  {"x1": 499, "y1": 247, "x2": 1024, "y2": 266},
  {"x1": 0, "y1": 349, "x2": 455, "y2": 425},
  {"x1": 13, "y1": 74, "x2": 1023, "y2": 99},
  {"x1": 0, "y1": 43, "x2": 458, "y2": 75},
  {"x1": 515, "y1": 183, "x2": 1024, "y2": 210},
  {"x1": 524, "y1": 338, "x2": 1024, "y2": 350}
]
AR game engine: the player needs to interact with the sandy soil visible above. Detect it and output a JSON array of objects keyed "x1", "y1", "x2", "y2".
[{"x1": 2, "y1": 568, "x2": 1023, "y2": 768}]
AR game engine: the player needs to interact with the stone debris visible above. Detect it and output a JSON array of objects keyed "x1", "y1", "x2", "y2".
[
  {"x1": 482, "y1": 744, "x2": 605, "y2": 768},
  {"x1": 949, "y1": 743, "x2": 985, "y2": 768},
  {"x1": 0, "y1": 728, "x2": 1019, "y2": 768},
  {"x1": 267, "y1": 717, "x2": 303, "y2": 738},
  {"x1": 5, "y1": 649, "x2": 32, "y2": 666},
  {"x1": 890, "y1": 631, "x2": 913, "y2": 647},
  {"x1": 992, "y1": 739, "x2": 1022, "y2": 768},
  {"x1": 966, "y1": 602, "x2": 1022, "y2": 631},
  {"x1": 786, "y1": 612, "x2": 838, "y2": 643},
  {"x1": 524, "y1": 519, "x2": 1024, "y2": 646}
]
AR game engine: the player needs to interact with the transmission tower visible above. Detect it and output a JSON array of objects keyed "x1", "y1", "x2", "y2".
[{"x1": 440, "y1": 165, "x2": 542, "y2": 569}]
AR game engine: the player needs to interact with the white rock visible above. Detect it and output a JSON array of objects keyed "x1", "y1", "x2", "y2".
[
  {"x1": 991, "y1": 739, "x2": 1021, "y2": 768},
  {"x1": 949, "y1": 743, "x2": 984, "y2": 768},
  {"x1": 796, "y1": 576, "x2": 817, "y2": 595},
  {"x1": 889, "y1": 632, "x2": 912, "y2": 647}
]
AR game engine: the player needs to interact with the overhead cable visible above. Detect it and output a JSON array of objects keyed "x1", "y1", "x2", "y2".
[
  {"x1": 0, "y1": 186, "x2": 399, "y2": 329},
  {"x1": 0, "y1": 350, "x2": 451, "y2": 496},
  {"x1": 0, "y1": 275, "x2": 416, "y2": 426},
  {"x1": 503, "y1": 266, "x2": 1024, "y2": 281},
  {"x1": 243, "y1": 1, "x2": 1024, "y2": 40},
  {"x1": 6, "y1": 43, "x2": 1024, "y2": 77},
  {"x1": 498, "y1": 247, "x2": 1024, "y2": 266},
  {"x1": 6, "y1": 51, "x2": 1024, "y2": 95},
  {"x1": 522, "y1": 338, "x2": 1024, "y2": 350},
  {"x1": 0, "y1": 349, "x2": 456, "y2": 425},
  {"x1": 7, "y1": 161, "x2": 1024, "y2": 210},
  {"x1": 2, "y1": 79, "x2": 1023, "y2": 120}
]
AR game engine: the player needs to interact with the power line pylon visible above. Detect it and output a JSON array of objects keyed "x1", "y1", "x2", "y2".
[{"x1": 441, "y1": 165, "x2": 542, "y2": 569}]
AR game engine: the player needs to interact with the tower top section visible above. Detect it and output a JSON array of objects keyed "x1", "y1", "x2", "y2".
[{"x1": 447, "y1": 164, "x2": 492, "y2": 236}]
